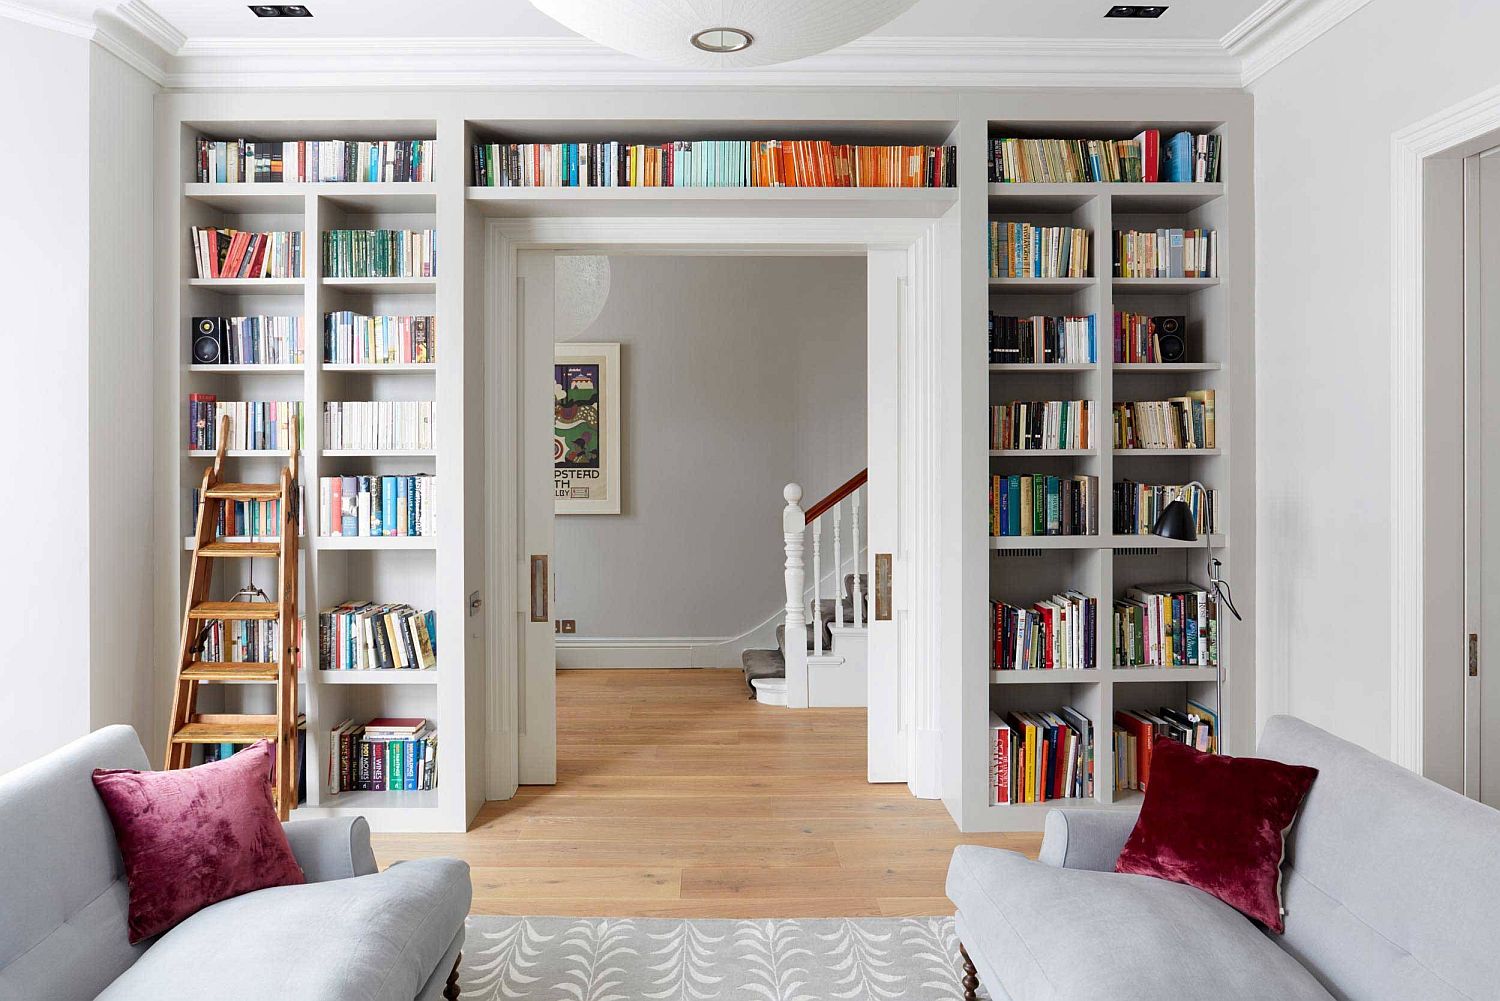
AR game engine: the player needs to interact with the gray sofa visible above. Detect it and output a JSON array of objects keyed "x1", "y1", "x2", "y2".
[
  {"x1": 947, "y1": 714, "x2": 1500, "y2": 1001},
  {"x1": 0, "y1": 725, "x2": 472, "y2": 1001}
]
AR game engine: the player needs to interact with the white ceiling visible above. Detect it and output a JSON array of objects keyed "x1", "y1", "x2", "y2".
[{"x1": 143, "y1": 0, "x2": 1269, "y2": 42}]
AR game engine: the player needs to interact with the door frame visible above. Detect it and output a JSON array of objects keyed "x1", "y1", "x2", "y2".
[{"x1": 482, "y1": 213, "x2": 952, "y2": 800}]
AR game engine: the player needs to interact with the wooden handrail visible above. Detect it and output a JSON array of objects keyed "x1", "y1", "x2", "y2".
[{"x1": 804, "y1": 469, "x2": 867, "y2": 525}]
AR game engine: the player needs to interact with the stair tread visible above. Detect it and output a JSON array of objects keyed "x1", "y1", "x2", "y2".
[
  {"x1": 172, "y1": 719, "x2": 279, "y2": 743},
  {"x1": 204, "y1": 482, "x2": 282, "y2": 500},
  {"x1": 189, "y1": 600, "x2": 280, "y2": 620},
  {"x1": 199, "y1": 541, "x2": 281, "y2": 558},
  {"x1": 181, "y1": 661, "x2": 279, "y2": 681}
]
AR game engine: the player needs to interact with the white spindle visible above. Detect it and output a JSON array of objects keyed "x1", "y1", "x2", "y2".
[
  {"x1": 851, "y1": 486, "x2": 863, "y2": 627},
  {"x1": 832, "y1": 503, "x2": 844, "y2": 626},
  {"x1": 811, "y1": 518, "x2": 823, "y2": 654},
  {"x1": 782, "y1": 484, "x2": 809, "y2": 708}
]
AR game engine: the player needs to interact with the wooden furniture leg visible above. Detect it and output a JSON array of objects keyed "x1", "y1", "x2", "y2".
[
  {"x1": 959, "y1": 942, "x2": 979, "y2": 1001},
  {"x1": 443, "y1": 953, "x2": 461, "y2": 1001}
]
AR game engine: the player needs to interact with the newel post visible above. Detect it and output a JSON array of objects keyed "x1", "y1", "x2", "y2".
[{"x1": 782, "y1": 484, "x2": 809, "y2": 709}]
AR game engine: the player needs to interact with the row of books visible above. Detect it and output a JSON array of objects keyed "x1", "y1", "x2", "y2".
[
  {"x1": 989, "y1": 474, "x2": 1100, "y2": 537},
  {"x1": 195, "y1": 139, "x2": 436, "y2": 184},
  {"x1": 322, "y1": 229, "x2": 437, "y2": 279},
  {"x1": 328, "y1": 719, "x2": 437, "y2": 793},
  {"x1": 319, "y1": 603, "x2": 437, "y2": 672},
  {"x1": 188, "y1": 397, "x2": 302, "y2": 451},
  {"x1": 471, "y1": 140, "x2": 958, "y2": 188},
  {"x1": 989, "y1": 313, "x2": 1097, "y2": 364},
  {"x1": 992, "y1": 593, "x2": 1097, "y2": 672},
  {"x1": 1113, "y1": 480, "x2": 1220, "y2": 537},
  {"x1": 192, "y1": 487, "x2": 301, "y2": 539},
  {"x1": 1114, "y1": 311, "x2": 1184, "y2": 364},
  {"x1": 204, "y1": 726, "x2": 307, "y2": 804},
  {"x1": 988, "y1": 223, "x2": 1090, "y2": 279},
  {"x1": 192, "y1": 316, "x2": 304, "y2": 365},
  {"x1": 192, "y1": 227, "x2": 303, "y2": 279},
  {"x1": 990, "y1": 400, "x2": 1092, "y2": 451},
  {"x1": 1115, "y1": 703, "x2": 1218, "y2": 791},
  {"x1": 318, "y1": 475, "x2": 436, "y2": 538},
  {"x1": 989, "y1": 709, "x2": 1095, "y2": 805},
  {"x1": 322, "y1": 401, "x2": 435, "y2": 452},
  {"x1": 988, "y1": 131, "x2": 1222, "y2": 184},
  {"x1": 324, "y1": 312, "x2": 435, "y2": 365},
  {"x1": 1113, "y1": 584, "x2": 1219, "y2": 668},
  {"x1": 195, "y1": 619, "x2": 302, "y2": 666},
  {"x1": 1114, "y1": 229, "x2": 1218, "y2": 279},
  {"x1": 1112, "y1": 391, "x2": 1217, "y2": 450}
]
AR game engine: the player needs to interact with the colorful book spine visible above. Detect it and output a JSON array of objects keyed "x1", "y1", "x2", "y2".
[
  {"x1": 323, "y1": 312, "x2": 435, "y2": 365},
  {"x1": 191, "y1": 228, "x2": 303, "y2": 279},
  {"x1": 196, "y1": 139, "x2": 435, "y2": 184},
  {"x1": 187, "y1": 399, "x2": 303, "y2": 452},
  {"x1": 321, "y1": 230, "x2": 436, "y2": 278},
  {"x1": 989, "y1": 400, "x2": 1092, "y2": 451}
]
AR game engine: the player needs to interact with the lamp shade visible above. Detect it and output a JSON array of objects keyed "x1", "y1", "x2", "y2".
[
  {"x1": 1150, "y1": 499, "x2": 1199, "y2": 542},
  {"x1": 528, "y1": 0, "x2": 919, "y2": 68}
]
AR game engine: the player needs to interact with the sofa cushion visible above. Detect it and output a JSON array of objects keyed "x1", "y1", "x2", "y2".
[
  {"x1": 97, "y1": 857, "x2": 471, "y2": 1001},
  {"x1": 947, "y1": 845, "x2": 1334, "y2": 1001}
]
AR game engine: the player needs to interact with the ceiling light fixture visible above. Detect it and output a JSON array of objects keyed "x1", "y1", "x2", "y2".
[
  {"x1": 1105, "y1": 5, "x2": 1169, "y2": 17},
  {"x1": 528, "y1": 0, "x2": 918, "y2": 68},
  {"x1": 248, "y1": 4, "x2": 313, "y2": 16}
]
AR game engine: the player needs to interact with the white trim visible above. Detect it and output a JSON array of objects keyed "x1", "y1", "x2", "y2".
[
  {"x1": 1229, "y1": 0, "x2": 1375, "y2": 85},
  {"x1": 0, "y1": 0, "x2": 94, "y2": 36},
  {"x1": 0, "y1": 2, "x2": 169, "y2": 83},
  {"x1": 1390, "y1": 82, "x2": 1500, "y2": 773},
  {"x1": 114, "y1": 0, "x2": 183, "y2": 53}
]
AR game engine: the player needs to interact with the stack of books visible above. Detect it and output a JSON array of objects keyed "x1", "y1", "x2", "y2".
[
  {"x1": 192, "y1": 227, "x2": 303, "y2": 279},
  {"x1": 992, "y1": 593, "x2": 1097, "y2": 672},
  {"x1": 319, "y1": 603, "x2": 437, "y2": 672},
  {"x1": 990, "y1": 474, "x2": 1099, "y2": 537},
  {"x1": 196, "y1": 139, "x2": 435, "y2": 183},
  {"x1": 1113, "y1": 311, "x2": 1184, "y2": 363},
  {"x1": 988, "y1": 222, "x2": 1090, "y2": 278},
  {"x1": 322, "y1": 229, "x2": 436, "y2": 279},
  {"x1": 1113, "y1": 480, "x2": 1220, "y2": 537},
  {"x1": 192, "y1": 487, "x2": 301, "y2": 539},
  {"x1": 1113, "y1": 583, "x2": 1219, "y2": 668},
  {"x1": 192, "y1": 316, "x2": 304, "y2": 365},
  {"x1": 187, "y1": 398, "x2": 302, "y2": 451},
  {"x1": 988, "y1": 130, "x2": 1221, "y2": 184},
  {"x1": 989, "y1": 313, "x2": 1097, "y2": 364},
  {"x1": 1113, "y1": 229, "x2": 1218, "y2": 279},
  {"x1": 1114, "y1": 702, "x2": 1218, "y2": 791},
  {"x1": 1113, "y1": 391, "x2": 1216, "y2": 450},
  {"x1": 991, "y1": 400, "x2": 1092, "y2": 451},
  {"x1": 471, "y1": 139, "x2": 957, "y2": 188},
  {"x1": 324, "y1": 312, "x2": 435, "y2": 365},
  {"x1": 328, "y1": 718, "x2": 437, "y2": 793},
  {"x1": 989, "y1": 709, "x2": 1095, "y2": 805},
  {"x1": 319, "y1": 475, "x2": 435, "y2": 538},
  {"x1": 323, "y1": 401, "x2": 435, "y2": 451}
]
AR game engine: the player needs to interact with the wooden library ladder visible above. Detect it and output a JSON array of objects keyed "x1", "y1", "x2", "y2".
[{"x1": 165, "y1": 415, "x2": 300, "y2": 819}]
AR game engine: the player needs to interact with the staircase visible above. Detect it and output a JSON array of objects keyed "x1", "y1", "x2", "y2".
[{"x1": 743, "y1": 473, "x2": 869, "y2": 708}]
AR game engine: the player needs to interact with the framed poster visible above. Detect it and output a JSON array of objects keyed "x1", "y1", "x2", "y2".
[{"x1": 554, "y1": 342, "x2": 621, "y2": 515}]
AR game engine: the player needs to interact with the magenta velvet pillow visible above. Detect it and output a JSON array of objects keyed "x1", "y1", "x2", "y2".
[
  {"x1": 1114, "y1": 738, "x2": 1317, "y2": 933},
  {"x1": 91, "y1": 740, "x2": 305, "y2": 943}
]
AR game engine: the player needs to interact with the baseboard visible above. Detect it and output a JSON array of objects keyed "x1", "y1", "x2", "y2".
[{"x1": 555, "y1": 636, "x2": 737, "y2": 669}]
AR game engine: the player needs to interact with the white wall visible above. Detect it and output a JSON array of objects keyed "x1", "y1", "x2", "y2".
[
  {"x1": 1252, "y1": 0, "x2": 1500, "y2": 757},
  {"x1": 554, "y1": 254, "x2": 866, "y2": 641},
  {"x1": 0, "y1": 25, "x2": 156, "y2": 769}
]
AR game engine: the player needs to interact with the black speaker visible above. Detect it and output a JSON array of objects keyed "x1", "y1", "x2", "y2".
[
  {"x1": 192, "y1": 317, "x2": 221, "y2": 364},
  {"x1": 1150, "y1": 315, "x2": 1187, "y2": 362}
]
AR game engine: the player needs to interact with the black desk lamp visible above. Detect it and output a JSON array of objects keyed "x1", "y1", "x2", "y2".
[{"x1": 1150, "y1": 481, "x2": 1240, "y2": 751}]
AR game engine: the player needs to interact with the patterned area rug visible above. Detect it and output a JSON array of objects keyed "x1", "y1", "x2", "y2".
[{"x1": 458, "y1": 916, "x2": 988, "y2": 1000}]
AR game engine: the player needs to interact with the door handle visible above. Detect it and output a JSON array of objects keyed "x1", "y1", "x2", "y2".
[{"x1": 530, "y1": 555, "x2": 549, "y2": 622}]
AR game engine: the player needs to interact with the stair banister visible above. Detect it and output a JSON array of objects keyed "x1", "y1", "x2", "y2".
[
  {"x1": 782, "y1": 484, "x2": 809, "y2": 708},
  {"x1": 851, "y1": 487, "x2": 863, "y2": 628}
]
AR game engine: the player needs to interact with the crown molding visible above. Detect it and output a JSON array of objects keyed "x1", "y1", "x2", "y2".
[
  {"x1": 1225, "y1": 0, "x2": 1374, "y2": 84},
  {"x1": 0, "y1": 1, "x2": 168, "y2": 82},
  {"x1": 0, "y1": 0, "x2": 97, "y2": 37}
]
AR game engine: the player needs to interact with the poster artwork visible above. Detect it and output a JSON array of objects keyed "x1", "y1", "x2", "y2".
[{"x1": 555, "y1": 363, "x2": 602, "y2": 501}]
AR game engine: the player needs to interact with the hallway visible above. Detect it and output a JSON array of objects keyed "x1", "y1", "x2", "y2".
[{"x1": 374, "y1": 668, "x2": 1038, "y2": 916}]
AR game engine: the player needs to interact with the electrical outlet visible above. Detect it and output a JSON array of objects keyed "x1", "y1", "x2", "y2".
[{"x1": 560, "y1": 619, "x2": 577, "y2": 634}]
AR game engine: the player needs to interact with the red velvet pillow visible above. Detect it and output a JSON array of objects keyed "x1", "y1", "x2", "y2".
[
  {"x1": 1115, "y1": 738, "x2": 1317, "y2": 933},
  {"x1": 92, "y1": 740, "x2": 305, "y2": 943}
]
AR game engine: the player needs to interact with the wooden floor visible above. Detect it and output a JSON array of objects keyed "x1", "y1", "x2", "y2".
[{"x1": 373, "y1": 668, "x2": 1039, "y2": 916}]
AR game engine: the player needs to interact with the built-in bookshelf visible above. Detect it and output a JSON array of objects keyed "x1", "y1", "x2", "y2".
[{"x1": 979, "y1": 118, "x2": 1239, "y2": 829}]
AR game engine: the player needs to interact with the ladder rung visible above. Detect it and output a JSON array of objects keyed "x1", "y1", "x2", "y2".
[
  {"x1": 199, "y1": 541, "x2": 280, "y2": 558},
  {"x1": 204, "y1": 482, "x2": 282, "y2": 500},
  {"x1": 172, "y1": 718, "x2": 280, "y2": 743},
  {"x1": 181, "y1": 661, "x2": 279, "y2": 682},
  {"x1": 189, "y1": 601, "x2": 280, "y2": 621}
]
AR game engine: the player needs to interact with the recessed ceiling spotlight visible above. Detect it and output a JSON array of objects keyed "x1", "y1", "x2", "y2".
[
  {"x1": 690, "y1": 27, "x2": 753, "y2": 53},
  {"x1": 280, "y1": 5, "x2": 313, "y2": 14},
  {"x1": 1106, "y1": 5, "x2": 1169, "y2": 16},
  {"x1": 248, "y1": 4, "x2": 282, "y2": 14},
  {"x1": 249, "y1": 4, "x2": 313, "y2": 15}
]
